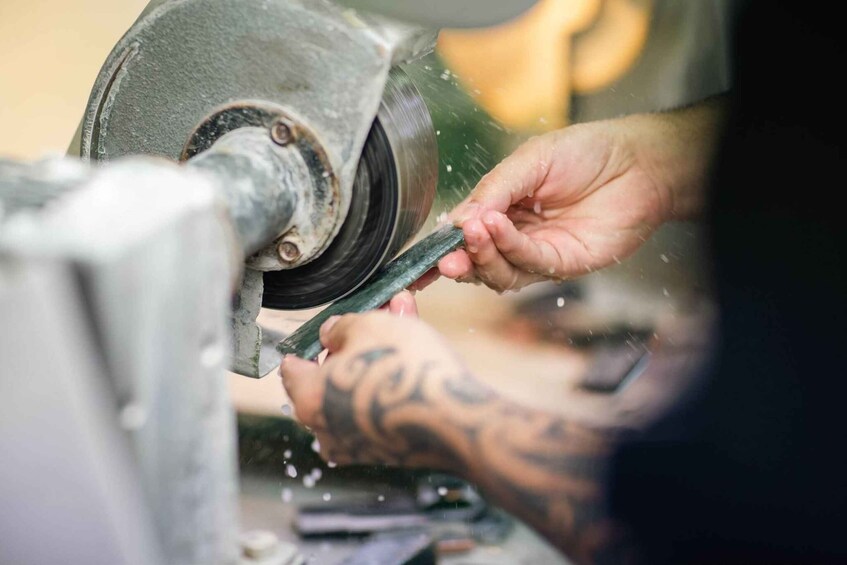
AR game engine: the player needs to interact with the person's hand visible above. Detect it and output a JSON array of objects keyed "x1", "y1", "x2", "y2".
[
  {"x1": 439, "y1": 121, "x2": 667, "y2": 290},
  {"x1": 439, "y1": 103, "x2": 722, "y2": 291},
  {"x1": 278, "y1": 290, "x2": 695, "y2": 560},
  {"x1": 279, "y1": 292, "x2": 485, "y2": 470}
]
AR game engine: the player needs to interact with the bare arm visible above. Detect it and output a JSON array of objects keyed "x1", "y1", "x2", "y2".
[
  {"x1": 625, "y1": 95, "x2": 728, "y2": 221},
  {"x1": 282, "y1": 311, "x2": 633, "y2": 563},
  {"x1": 439, "y1": 96, "x2": 728, "y2": 290}
]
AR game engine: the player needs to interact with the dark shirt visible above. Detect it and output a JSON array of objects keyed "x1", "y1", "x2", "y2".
[{"x1": 612, "y1": 1, "x2": 847, "y2": 562}]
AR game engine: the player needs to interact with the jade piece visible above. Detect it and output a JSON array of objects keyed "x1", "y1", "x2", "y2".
[{"x1": 277, "y1": 225, "x2": 465, "y2": 360}]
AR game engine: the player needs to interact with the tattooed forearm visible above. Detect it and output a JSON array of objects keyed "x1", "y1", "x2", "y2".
[{"x1": 320, "y1": 348, "x2": 636, "y2": 564}]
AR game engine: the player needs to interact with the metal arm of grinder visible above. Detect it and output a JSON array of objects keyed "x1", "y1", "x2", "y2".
[{"x1": 1, "y1": 118, "x2": 340, "y2": 563}]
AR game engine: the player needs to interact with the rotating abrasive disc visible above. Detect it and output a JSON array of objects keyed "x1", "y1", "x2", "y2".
[{"x1": 261, "y1": 68, "x2": 437, "y2": 310}]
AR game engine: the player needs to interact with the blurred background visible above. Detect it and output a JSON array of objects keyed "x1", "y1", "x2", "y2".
[{"x1": 1, "y1": 1, "x2": 729, "y2": 561}]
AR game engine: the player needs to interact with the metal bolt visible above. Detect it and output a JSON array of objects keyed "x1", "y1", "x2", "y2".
[
  {"x1": 278, "y1": 240, "x2": 301, "y2": 262},
  {"x1": 270, "y1": 119, "x2": 294, "y2": 146},
  {"x1": 240, "y1": 530, "x2": 278, "y2": 560}
]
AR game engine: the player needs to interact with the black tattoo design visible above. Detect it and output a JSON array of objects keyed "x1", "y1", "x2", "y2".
[{"x1": 321, "y1": 348, "x2": 635, "y2": 564}]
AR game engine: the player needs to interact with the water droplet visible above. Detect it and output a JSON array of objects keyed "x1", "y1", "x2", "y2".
[
  {"x1": 311, "y1": 438, "x2": 321, "y2": 453},
  {"x1": 303, "y1": 475, "x2": 316, "y2": 488},
  {"x1": 556, "y1": 297, "x2": 565, "y2": 308},
  {"x1": 119, "y1": 403, "x2": 147, "y2": 430},
  {"x1": 283, "y1": 449, "x2": 292, "y2": 459},
  {"x1": 281, "y1": 488, "x2": 292, "y2": 502},
  {"x1": 437, "y1": 486, "x2": 448, "y2": 496},
  {"x1": 286, "y1": 464, "x2": 298, "y2": 478},
  {"x1": 377, "y1": 495, "x2": 385, "y2": 502},
  {"x1": 280, "y1": 404, "x2": 292, "y2": 416},
  {"x1": 311, "y1": 468, "x2": 323, "y2": 481},
  {"x1": 446, "y1": 164, "x2": 453, "y2": 173},
  {"x1": 322, "y1": 493, "x2": 332, "y2": 502},
  {"x1": 660, "y1": 254, "x2": 670, "y2": 263},
  {"x1": 200, "y1": 343, "x2": 224, "y2": 368},
  {"x1": 327, "y1": 461, "x2": 337, "y2": 468}
]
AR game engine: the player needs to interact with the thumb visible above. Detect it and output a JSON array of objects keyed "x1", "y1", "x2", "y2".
[
  {"x1": 319, "y1": 313, "x2": 365, "y2": 353},
  {"x1": 451, "y1": 135, "x2": 553, "y2": 223},
  {"x1": 280, "y1": 355, "x2": 322, "y2": 421}
]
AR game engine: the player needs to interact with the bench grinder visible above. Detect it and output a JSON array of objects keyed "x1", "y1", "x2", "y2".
[{"x1": 76, "y1": 0, "x2": 444, "y2": 378}]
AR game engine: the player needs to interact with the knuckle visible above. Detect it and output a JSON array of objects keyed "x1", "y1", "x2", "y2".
[{"x1": 344, "y1": 312, "x2": 373, "y2": 330}]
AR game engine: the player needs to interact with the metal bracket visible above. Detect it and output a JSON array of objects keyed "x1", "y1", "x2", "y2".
[{"x1": 231, "y1": 268, "x2": 286, "y2": 379}]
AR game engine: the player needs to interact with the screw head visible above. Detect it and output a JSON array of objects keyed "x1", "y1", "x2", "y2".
[
  {"x1": 270, "y1": 119, "x2": 294, "y2": 146},
  {"x1": 240, "y1": 530, "x2": 278, "y2": 560},
  {"x1": 278, "y1": 240, "x2": 301, "y2": 262}
]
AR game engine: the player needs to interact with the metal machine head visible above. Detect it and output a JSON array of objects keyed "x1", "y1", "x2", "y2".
[{"x1": 79, "y1": 0, "x2": 439, "y2": 312}]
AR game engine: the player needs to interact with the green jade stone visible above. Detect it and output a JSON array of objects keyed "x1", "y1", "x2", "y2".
[{"x1": 277, "y1": 225, "x2": 465, "y2": 361}]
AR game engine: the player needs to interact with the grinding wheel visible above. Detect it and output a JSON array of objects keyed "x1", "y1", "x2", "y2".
[{"x1": 261, "y1": 68, "x2": 438, "y2": 310}]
